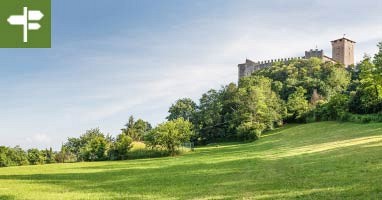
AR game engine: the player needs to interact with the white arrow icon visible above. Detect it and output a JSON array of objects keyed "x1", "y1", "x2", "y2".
[
  {"x1": 7, "y1": 7, "x2": 44, "y2": 43},
  {"x1": 28, "y1": 23, "x2": 41, "y2": 30},
  {"x1": 28, "y1": 10, "x2": 44, "y2": 21}
]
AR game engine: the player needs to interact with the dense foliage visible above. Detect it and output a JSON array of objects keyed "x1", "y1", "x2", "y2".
[
  {"x1": 167, "y1": 98, "x2": 197, "y2": 121},
  {"x1": 121, "y1": 116, "x2": 152, "y2": 141},
  {"x1": 2, "y1": 42, "x2": 381, "y2": 167},
  {"x1": 167, "y1": 42, "x2": 382, "y2": 145},
  {"x1": 145, "y1": 118, "x2": 193, "y2": 155},
  {"x1": 0, "y1": 146, "x2": 54, "y2": 167},
  {"x1": 1, "y1": 115, "x2": 192, "y2": 167}
]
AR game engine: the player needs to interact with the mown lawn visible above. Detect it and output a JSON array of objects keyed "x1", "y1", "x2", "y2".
[{"x1": 0, "y1": 122, "x2": 382, "y2": 199}]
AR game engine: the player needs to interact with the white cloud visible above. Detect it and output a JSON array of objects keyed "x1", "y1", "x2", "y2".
[{"x1": 26, "y1": 134, "x2": 51, "y2": 146}]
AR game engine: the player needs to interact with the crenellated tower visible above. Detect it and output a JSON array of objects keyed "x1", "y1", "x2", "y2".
[{"x1": 331, "y1": 37, "x2": 356, "y2": 67}]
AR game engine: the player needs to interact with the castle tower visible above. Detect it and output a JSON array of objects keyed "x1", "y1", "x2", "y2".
[{"x1": 331, "y1": 37, "x2": 356, "y2": 67}]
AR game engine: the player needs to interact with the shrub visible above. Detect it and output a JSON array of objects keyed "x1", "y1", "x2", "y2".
[
  {"x1": 27, "y1": 149, "x2": 44, "y2": 165},
  {"x1": 236, "y1": 122, "x2": 262, "y2": 141},
  {"x1": 145, "y1": 118, "x2": 193, "y2": 155},
  {"x1": 81, "y1": 136, "x2": 109, "y2": 161},
  {"x1": 126, "y1": 148, "x2": 170, "y2": 159},
  {"x1": 108, "y1": 134, "x2": 133, "y2": 160}
]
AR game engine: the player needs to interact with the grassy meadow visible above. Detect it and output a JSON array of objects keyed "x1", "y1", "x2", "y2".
[{"x1": 0, "y1": 122, "x2": 382, "y2": 199}]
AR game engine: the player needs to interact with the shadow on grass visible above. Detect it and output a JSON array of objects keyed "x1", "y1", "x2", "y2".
[
  {"x1": 0, "y1": 195, "x2": 15, "y2": 200},
  {"x1": 0, "y1": 160, "x2": 253, "y2": 199},
  {"x1": 261, "y1": 123, "x2": 301, "y2": 137},
  {"x1": 1, "y1": 122, "x2": 382, "y2": 199},
  {"x1": 1, "y1": 145, "x2": 381, "y2": 199}
]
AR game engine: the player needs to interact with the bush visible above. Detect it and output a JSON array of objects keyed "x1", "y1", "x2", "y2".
[
  {"x1": 126, "y1": 148, "x2": 170, "y2": 159},
  {"x1": 108, "y1": 134, "x2": 133, "y2": 160},
  {"x1": 145, "y1": 118, "x2": 193, "y2": 155},
  {"x1": 7, "y1": 146, "x2": 29, "y2": 166},
  {"x1": 307, "y1": 94, "x2": 349, "y2": 122},
  {"x1": 81, "y1": 136, "x2": 109, "y2": 161},
  {"x1": 347, "y1": 114, "x2": 382, "y2": 123},
  {"x1": 236, "y1": 122, "x2": 262, "y2": 141},
  {"x1": 27, "y1": 149, "x2": 44, "y2": 165}
]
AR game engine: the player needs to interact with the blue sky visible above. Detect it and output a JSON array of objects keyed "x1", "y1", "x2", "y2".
[{"x1": 1, "y1": 0, "x2": 382, "y2": 150}]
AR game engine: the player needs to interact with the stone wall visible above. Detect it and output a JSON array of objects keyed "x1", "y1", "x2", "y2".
[
  {"x1": 238, "y1": 57, "x2": 303, "y2": 79},
  {"x1": 238, "y1": 38, "x2": 356, "y2": 81}
]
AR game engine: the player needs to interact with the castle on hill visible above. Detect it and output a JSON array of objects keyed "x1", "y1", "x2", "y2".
[{"x1": 238, "y1": 37, "x2": 356, "y2": 79}]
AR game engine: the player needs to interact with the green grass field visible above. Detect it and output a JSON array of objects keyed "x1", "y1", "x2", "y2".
[{"x1": 1, "y1": 122, "x2": 382, "y2": 199}]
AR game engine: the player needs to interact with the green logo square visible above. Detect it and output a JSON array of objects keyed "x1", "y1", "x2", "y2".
[{"x1": 0, "y1": 0, "x2": 51, "y2": 48}]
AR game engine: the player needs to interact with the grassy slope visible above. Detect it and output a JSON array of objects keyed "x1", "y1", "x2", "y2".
[{"x1": 0, "y1": 122, "x2": 382, "y2": 200}]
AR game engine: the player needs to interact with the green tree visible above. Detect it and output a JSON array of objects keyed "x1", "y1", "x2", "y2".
[
  {"x1": 125, "y1": 116, "x2": 135, "y2": 130},
  {"x1": 55, "y1": 145, "x2": 75, "y2": 163},
  {"x1": 110, "y1": 134, "x2": 133, "y2": 160},
  {"x1": 122, "y1": 116, "x2": 151, "y2": 141},
  {"x1": 64, "y1": 137, "x2": 81, "y2": 161},
  {"x1": 63, "y1": 128, "x2": 106, "y2": 161},
  {"x1": 0, "y1": 146, "x2": 9, "y2": 167},
  {"x1": 81, "y1": 136, "x2": 109, "y2": 161},
  {"x1": 146, "y1": 118, "x2": 193, "y2": 155},
  {"x1": 41, "y1": 147, "x2": 55, "y2": 164},
  {"x1": 236, "y1": 76, "x2": 285, "y2": 140},
  {"x1": 326, "y1": 67, "x2": 351, "y2": 95},
  {"x1": 351, "y1": 56, "x2": 382, "y2": 113},
  {"x1": 167, "y1": 98, "x2": 197, "y2": 121},
  {"x1": 322, "y1": 93, "x2": 349, "y2": 120},
  {"x1": 133, "y1": 119, "x2": 152, "y2": 141},
  {"x1": 4, "y1": 146, "x2": 29, "y2": 167},
  {"x1": 121, "y1": 116, "x2": 136, "y2": 139},
  {"x1": 374, "y1": 42, "x2": 382, "y2": 70},
  {"x1": 287, "y1": 87, "x2": 310, "y2": 121},
  {"x1": 27, "y1": 148, "x2": 44, "y2": 165},
  {"x1": 220, "y1": 83, "x2": 240, "y2": 140},
  {"x1": 193, "y1": 89, "x2": 224, "y2": 143}
]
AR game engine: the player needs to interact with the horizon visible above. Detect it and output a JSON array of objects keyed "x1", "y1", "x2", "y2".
[{"x1": 1, "y1": 0, "x2": 382, "y2": 150}]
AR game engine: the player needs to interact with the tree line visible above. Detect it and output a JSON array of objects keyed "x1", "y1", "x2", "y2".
[
  {"x1": 166, "y1": 42, "x2": 382, "y2": 144},
  {"x1": 1, "y1": 42, "x2": 381, "y2": 167},
  {"x1": 0, "y1": 146, "x2": 55, "y2": 167},
  {"x1": 1, "y1": 117, "x2": 193, "y2": 167}
]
